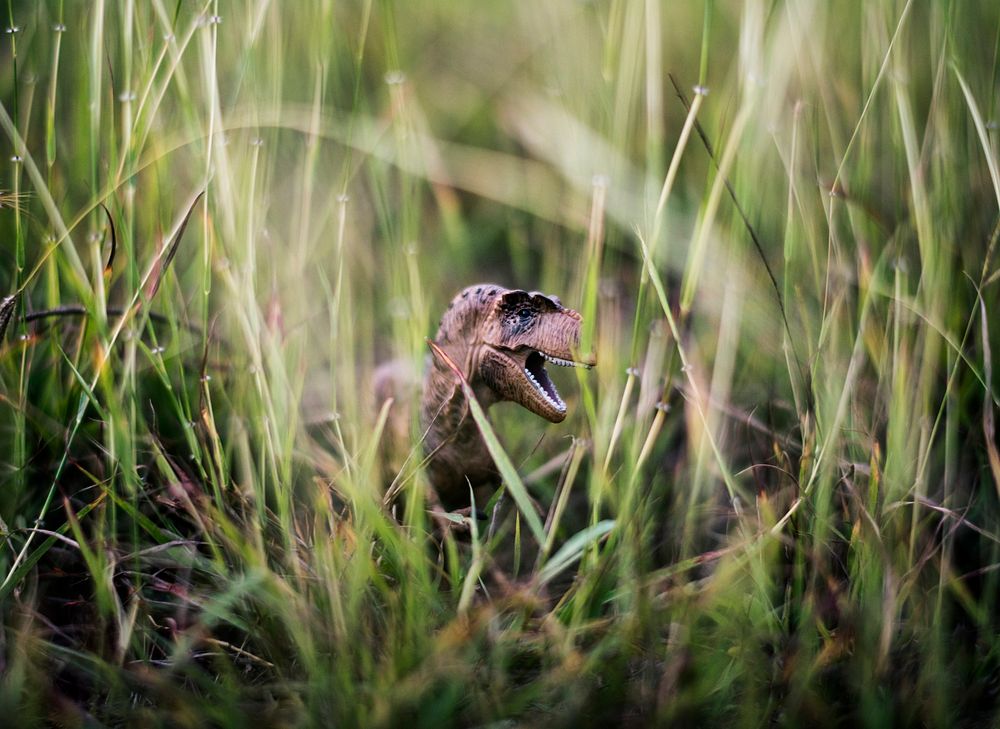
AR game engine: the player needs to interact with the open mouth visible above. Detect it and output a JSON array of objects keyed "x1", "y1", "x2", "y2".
[{"x1": 523, "y1": 350, "x2": 591, "y2": 412}]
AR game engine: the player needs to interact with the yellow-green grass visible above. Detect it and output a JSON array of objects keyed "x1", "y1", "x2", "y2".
[{"x1": 0, "y1": 1, "x2": 998, "y2": 726}]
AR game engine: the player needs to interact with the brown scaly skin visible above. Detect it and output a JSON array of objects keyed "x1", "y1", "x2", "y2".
[{"x1": 422, "y1": 284, "x2": 592, "y2": 507}]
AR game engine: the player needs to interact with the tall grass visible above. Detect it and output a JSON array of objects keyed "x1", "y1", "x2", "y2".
[{"x1": 1, "y1": 1, "x2": 998, "y2": 726}]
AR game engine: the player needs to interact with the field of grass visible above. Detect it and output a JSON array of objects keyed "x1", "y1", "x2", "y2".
[{"x1": 1, "y1": 1, "x2": 999, "y2": 726}]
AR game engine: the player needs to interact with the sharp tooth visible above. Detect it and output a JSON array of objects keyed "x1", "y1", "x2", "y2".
[
  {"x1": 525, "y1": 366, "x2": 565, "y2": 409},
  {"x1": 540, "y1": 352, "x2": 590, "y2": 369}
]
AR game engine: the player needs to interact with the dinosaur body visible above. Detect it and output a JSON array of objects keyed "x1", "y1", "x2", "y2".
[{"x1": 419, "y1": 284, "x2": 591, "y2": 507}]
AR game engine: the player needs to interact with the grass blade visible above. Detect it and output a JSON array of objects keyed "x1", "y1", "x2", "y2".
[
  {"x1": 538, "y1": 519, "x2": 615, "y2": 587},
  {"x1": 148, "y1": 190, "x2": 205, "y2": 300}
]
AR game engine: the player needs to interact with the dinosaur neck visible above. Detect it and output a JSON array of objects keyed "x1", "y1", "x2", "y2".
[
  {"x1": 421, "y1": 352, "x2": 498, "y2": 498},
  {"x1": 420, "y1": 286, "x2": 506, "y2": 504}
]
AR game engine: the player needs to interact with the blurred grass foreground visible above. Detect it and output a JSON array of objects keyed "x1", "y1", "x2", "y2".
[{"x1": 1, "y1": 1, "x2": 999, "y2": 726}]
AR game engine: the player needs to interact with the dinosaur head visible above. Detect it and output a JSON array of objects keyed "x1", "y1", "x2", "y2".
[
  {"x1": 423, "y1": 284, "x2": 594, "y2": 502},
  {"x1": 473, "y1": 288, "x2": 592, "y2": 423}
]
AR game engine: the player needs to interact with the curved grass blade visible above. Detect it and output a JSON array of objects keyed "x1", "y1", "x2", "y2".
[
  {"x1": 148, "y1": 190, "x2": 205, "y2": 300},
  {"x1": 100, "y1": 202, "x2": 117, "y2": 274},
  {"x1": 538, "y1": 519, "x2": 615, "y2": 587}
]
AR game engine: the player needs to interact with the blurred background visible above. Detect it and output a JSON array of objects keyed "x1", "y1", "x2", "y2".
[{"x1": 1, "y1": 1, "x2": 999, "y2": 726}]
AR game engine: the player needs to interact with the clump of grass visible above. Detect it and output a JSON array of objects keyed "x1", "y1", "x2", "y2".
[{"x1": 1, "y1": 1, "x2": 998, "y2": 726}]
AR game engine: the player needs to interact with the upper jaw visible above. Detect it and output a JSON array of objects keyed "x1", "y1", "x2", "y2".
[
  {"x1": 537, "y1": 350, "x2": 595, "y2": 369},
  {"x1": 502, "y1": 342, "x2": 594, "y2": 368}
]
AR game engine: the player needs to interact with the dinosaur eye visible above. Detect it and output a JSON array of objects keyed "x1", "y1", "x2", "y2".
[{"x1": 517, "y1": 308, "x2": 533, "y2": 320}]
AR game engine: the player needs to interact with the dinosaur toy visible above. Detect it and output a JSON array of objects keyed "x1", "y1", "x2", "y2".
[{"x1": 417, "y1": 284, "x2": 593, "y2": 508}]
